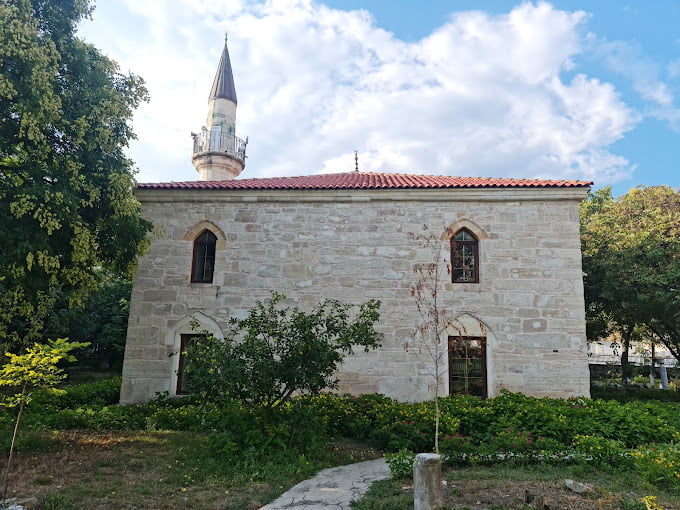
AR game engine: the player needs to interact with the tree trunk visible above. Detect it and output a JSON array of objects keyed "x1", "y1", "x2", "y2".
[
  {"x1": 3, "y1": 385, "x2": 26, "y2": 503},
  {"x1": 650, "y1": 343, "x2": 656, "y2": 385},
  {"x1": 620, "y1": 327, "x2": 632, "y2": 383}
]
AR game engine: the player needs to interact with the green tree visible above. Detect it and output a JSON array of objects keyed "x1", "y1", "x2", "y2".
[
  {"x1": 0, "y1": 0, "x2": 152, "y2": 348},
  {"x1": 0, "y1": 338, "x2": 88, "y2": 500},
  {"x1": 44, "y1": 276, "x2": 132, "y2": 370},
  {"x1": 184, "y1": 293, "x2": 382, "y2": 409},
  {"x1": 581, "y1": 186, "x2": 680, "y2": 370}
]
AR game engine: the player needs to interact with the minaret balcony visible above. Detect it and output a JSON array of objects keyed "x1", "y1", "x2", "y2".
[{"x1": 192, "y1": 129, "x2": 247, "y2": 163}]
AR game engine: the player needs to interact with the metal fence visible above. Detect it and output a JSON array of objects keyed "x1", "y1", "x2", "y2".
[{"x1": 192, "y1": 130, "x2": 247, "y2": 161}]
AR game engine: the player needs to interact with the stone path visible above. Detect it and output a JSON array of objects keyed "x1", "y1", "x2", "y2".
[{"x1": 260, "y1": 458, "x2": 391, "y2": 510}]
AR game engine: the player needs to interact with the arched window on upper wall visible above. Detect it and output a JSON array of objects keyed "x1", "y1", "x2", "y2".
[
  {"x1": 451, "y1": 228, "x2": 479, "y2": 283},
  {"x1": 191, "y1": 229, "x2": 217, "y2": 283}
]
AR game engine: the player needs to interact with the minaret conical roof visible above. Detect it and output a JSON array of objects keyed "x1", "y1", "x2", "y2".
[{"x1": 208, "y1": 35, "x2": 237, "y2": 104}]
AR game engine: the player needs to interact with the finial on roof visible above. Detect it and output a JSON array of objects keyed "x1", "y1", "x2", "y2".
[
  {"x1": 354, "y1": 150, "x2": 359, "y2": 172},
  {"x1": 208, "y1": 35, "x2": 237, "y2": 104}
]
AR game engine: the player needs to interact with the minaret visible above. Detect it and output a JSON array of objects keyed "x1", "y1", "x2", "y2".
[{"x1": 191, "y1": 35, "x2": 247, "y2": 180}]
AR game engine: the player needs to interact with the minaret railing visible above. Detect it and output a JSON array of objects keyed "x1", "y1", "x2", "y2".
[{"x1": 192, "y1": 130, "x2": 247, "y2": 162}]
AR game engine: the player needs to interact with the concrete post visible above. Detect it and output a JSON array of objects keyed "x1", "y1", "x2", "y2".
[
  {"x1": 414, "y1": 453, "x2": 443, "y2": 510},
  {"x1": 660, "y1": 363, "x2": 669, "y2": 390}
]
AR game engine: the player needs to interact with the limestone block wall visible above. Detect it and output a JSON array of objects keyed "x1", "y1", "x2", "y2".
[{"x1": 120, "y1": 187, "x2": 591, "y2": 404}]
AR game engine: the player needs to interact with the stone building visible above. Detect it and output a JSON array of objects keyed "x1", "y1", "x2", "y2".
[{"x1": 120, "y1": 38, "x2": 592, "y2": 404}]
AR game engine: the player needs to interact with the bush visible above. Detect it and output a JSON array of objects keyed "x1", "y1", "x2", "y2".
[
  {"x1": 300, "y1": 393, "x2": 459, "y2": 452},
  {"x1": 439, "y1": 433, "x2": 475, "y2": 465},
  {"x1": 592, "y1": 386, "x2": 680, "y2": 403},
  {"x1": 40, "y1": 405, "x2": 149, "y2": 430},
  {"x1": 298, "y1": 391, "x2": 680, "y2": 459},
  {"x1": 369, "y1": 400, "x2": 459, "y2": 452},
  {"x1": 147, "y1": 402, "x2": 232, "y2": 432},
  {"x1": 572, "y1": 434, "x2": 630, "y2": 466},
  {"x1": 632, "y1": 444, "x2": 680, "y2": 491},
  {"x1": 441, "y1": 391, "x2": 680, "y2": 448},
  {"x1": 148, "y1": 398, "x2": 327, "y2": 456},
  {"x1": 476, "y1": 427, "x2": 563, "y2": 465},
  {"x1": 31, "y1": 377, "x2": 122, "y2": 409},
  {"x1": 184, "y1": 293, "x2": 382, "y2": 409},
  {"x1": 385, "y1": 449, "x2": 416, "y2": 478}
]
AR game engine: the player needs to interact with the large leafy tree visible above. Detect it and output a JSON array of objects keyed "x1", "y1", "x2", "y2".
[
  {"x1": 581, "y1": 186, "x2": 680, "y2": 369},
  {"x1": 0, "y1": 0, "x2": 152, "y2": 348}
]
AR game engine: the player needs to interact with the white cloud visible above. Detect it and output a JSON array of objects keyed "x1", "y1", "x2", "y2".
[
  {"x1": 596, "y1": 39, "x2": 672, "y2": 106},
  {"x1": 595, "y1": 37, "x2": 680, "y2": 130},
  {"x1": 78, "y1": 0, "x2": 641, "y2": 185}
]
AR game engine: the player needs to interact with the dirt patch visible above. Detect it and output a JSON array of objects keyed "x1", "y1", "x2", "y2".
[
  {"x1": 443, "y1": 477, "x2": 630, "y2": 510},
  {"x1": 3, "y1": 431, "x2": 249, "y2": 509}
]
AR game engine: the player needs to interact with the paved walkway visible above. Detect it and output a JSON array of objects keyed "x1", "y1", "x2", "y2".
[{"x1": 260, "y1": 458, "x2": 391, "y2": 510}]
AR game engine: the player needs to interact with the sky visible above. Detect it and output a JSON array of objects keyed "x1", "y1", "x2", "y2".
[{"x1": 76, "y1": 0, "x2": 680, "y2": 197}]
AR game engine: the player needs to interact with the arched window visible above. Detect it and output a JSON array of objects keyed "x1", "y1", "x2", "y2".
[
  {"x1": 191, "y1": 229, "x2": 217, "y2": 283},
  {"x1": 451, "y1": 228, "x2": 479, "y2": 283}
]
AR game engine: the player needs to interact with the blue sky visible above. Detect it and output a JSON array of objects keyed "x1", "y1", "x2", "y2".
[{"x1": 77, "y1": 0, "x2": 680, "y2": 197}]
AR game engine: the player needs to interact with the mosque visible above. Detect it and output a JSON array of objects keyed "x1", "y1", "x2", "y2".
[{"x1": 120, "y1": 38, "x2": 591, "y2": 404}]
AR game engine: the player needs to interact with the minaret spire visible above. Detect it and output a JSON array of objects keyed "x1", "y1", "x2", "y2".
[
  {"x1": 208, "y1": 33, "x2": 237, "y2": 104},
  {"x1": 191, "y1": 35, "x2": 247, "y2": 181}
]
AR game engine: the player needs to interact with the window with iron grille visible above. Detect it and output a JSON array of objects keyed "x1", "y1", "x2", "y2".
[
  {"x1": 448, "y1": 336, "x2": 487, "y2": 398},
  {"x1": 451, "y1": 228, "x2": 479, "y2": 283}
]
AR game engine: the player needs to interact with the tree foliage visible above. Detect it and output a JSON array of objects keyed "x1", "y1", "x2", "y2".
[
  {"x1": 43, "y1": 276, "x2": 132, "y2": 369},
  {"x1": 0, "y1": 0, "x2": 152, "y2": 348},
  {"x1": 580, "y1": 186, "x2": 680, "y2": 362},
  {"x1": 184, "y1": 293, "x2": 382, "y2": 409}
]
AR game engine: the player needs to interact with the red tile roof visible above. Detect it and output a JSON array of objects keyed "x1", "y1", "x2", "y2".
[{"x1": 137, "y1": 172, "x2": 592, "y2": 191}]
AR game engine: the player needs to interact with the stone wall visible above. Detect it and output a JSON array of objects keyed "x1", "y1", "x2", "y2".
[{"x1": 120, "y1": 187, "x2": 591, "y2": 403}]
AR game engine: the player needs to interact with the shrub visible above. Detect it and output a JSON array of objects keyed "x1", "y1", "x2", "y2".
[
  {"x1": 632, "y1": 444, "x2": 680, "y2": 491},
  {"x1": 147, "y1": 402, "x2": 233, "y2": 432},
  {"x1": 184, "y1": 293, "x2": 382, "y2": 409},
  {"x1": 476, "y1": 427, "x2": 563, "y2": 465},
  {"x1": 385, "y1": 449, "x2": 416, "y2": 478},
  {"x1": 31, "y1": 377, "x2": 122, "y2": 409},
  {"x1": 439, "y1": 394, "x2": 494, "y2": 440},
  {"x1": 300, "y1": 393, "x2": 373, "y2": 439},
  {"x1": 592, "y1": 386, "x2": 680, "y2": 403},
  {"x1": 572, "y1": 434, "x2": 630, "y2": 466},
  {"x1": 148, "y1": 398, "x2": 327, "y2": 456},
  {"x1": 439, "y1": 433, "x2": 474, "y2": 465},
  {"x1": 40, "y1": 405, "x2": 149, "y2": 430}
]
